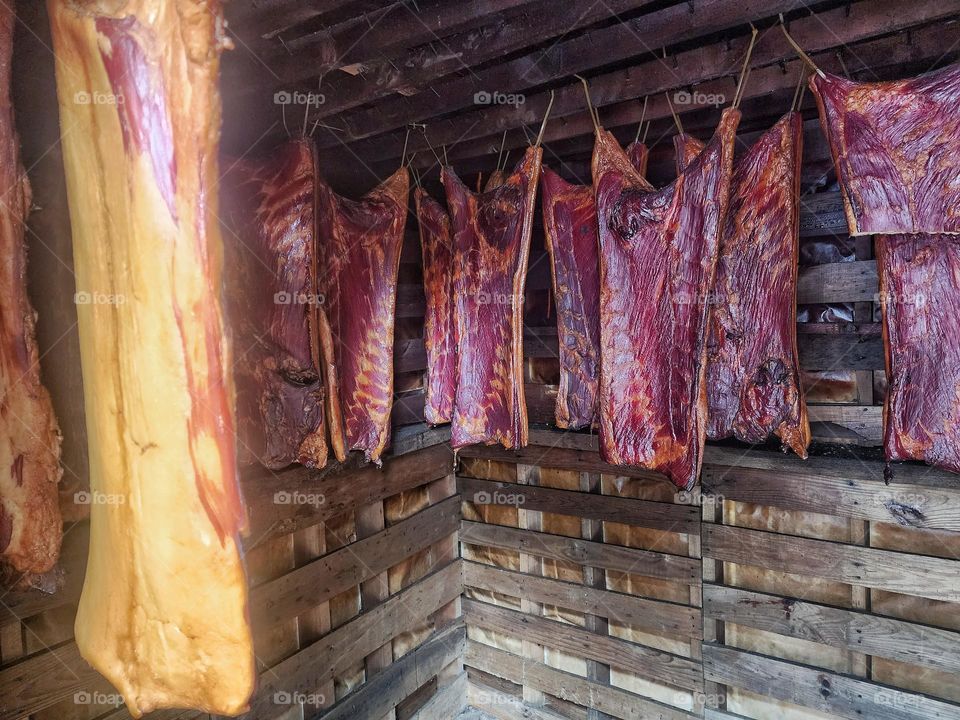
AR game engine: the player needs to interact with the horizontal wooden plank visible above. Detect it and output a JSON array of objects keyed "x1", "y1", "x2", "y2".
[
  {"x1": 807, "y1": 404, "x2": 883, "y2": 444},
  {"x1": 319, "y1": 622, "x2": 466, "y2": 720},
  {"x1": 463, "y1": 598, "x2": 702, "y2": 692},
  {"x1": 702, "y1": 464, "x2": 960, "y2": 531},
  {"x1": 251, "y1": 495, "x2": 460, "y2": 628},
  {"x1": 458, "y1": 476, "x2": 699, "y2": 534},
  {"x1": 466, "y1": 640, "x2": 696, "y2": 720},
  {"x1": 457, "y1": 442, "x2": 666, "y2": 482},
  {"x1": 798, "y1": 191, "x2": 849, "y2": 238},
  {"x1": 703, "y1": 585, "x2": 960, "y2": 675},
  {"x1": 702, "y1": 524, "x2": 960, "y2": 602},
  {"x1": 242, "y1": 441, "x2": 453, "y2": 546},
  {"x1": 797, "y1": 259, "x2": 878, "y2": 304},
  {"x1": 468, "y1": 680, "x2": 568, "y2": 720},
  {"x1": 464, "y1": 562, "x2": 700, "y2": 639},
  {"x1": 703, "y1": 644, "x2": 960, "y2": 720},
  {"x1": 459, "y1": 521, "x2": 700, "y2": 584},
  {"x1": 247, "y1": 560, "x2": 463, "y2": 718},
  {"x1": 408, "y1": 672, "x2": 466, "y2": 720}
]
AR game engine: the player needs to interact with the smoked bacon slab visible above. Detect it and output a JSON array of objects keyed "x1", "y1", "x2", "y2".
[
  {"x1": 539, "y1": 144, "x2": 649, "y2": 430},
  {"x1": 0, "y1": 0, "x2": 62, "y2": 578},
  {"x1": 876, "y1": 233, "x2": 960, "y2": 474},
  {"x1": 443, "y1": 147, "x2": 542, "y2": 449},
  {"x1": 416, "y1": 189, "x2": 456, "y2": 425},
  {"x1": 221, "y1": 140, "x2": 328, "y2": 469},
  {"x1": 49, "y1": 1, "x2": 254, "y2": 715},
  {"x1": 594, "y1": 108, "x2": 739, "y2": 489},
  {"x1": 316, "y1": 167, "x2": 409, "y2": 464},
  {"x1": 810, "y1": 64, "x2": 960, "y2": 235},
  {"x1": 701, "y1": 113, "x2": 810, "y2": 456}
]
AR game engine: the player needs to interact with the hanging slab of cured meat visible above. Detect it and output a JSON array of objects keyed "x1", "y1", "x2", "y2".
[
  {"x1": 49, "y1": 1, "x2": 254, "y2": 715},
  {"x1": 594, "y1": 108, "x2": 739, "y2": 489},
  {"x1": 443, "y1": 147, "x2": 542, "y2": 449},
  {"x1": 0, "y1": 0, "x2": 62, "y2": 579},
  {"x1": 673, "y1": 133, "x2": 704, "y2": 173},
  {"x1": 876, "y1": 234, "x2": 960, "y2": 474},
  {"x1": 540, "y1": 143, "x2": 649, "y2": 430},
  {"x1": 316, "y1": 166, "x2": 409, "y2": 464},
  {"x1": 221, "y1": 140, "x2": 328, "y2": 469},
  {"x1": 416, "y1": 189, "x2": 455, "y2": 425},
  {"x1": 810, "y1": 63, "x2": 960, "y2": 235},
  {"x1": 699, "y1": 113, "x2": 810, "y2": 456}
]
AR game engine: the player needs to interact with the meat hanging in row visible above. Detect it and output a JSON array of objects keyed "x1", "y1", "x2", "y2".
[
  {"x1": 594, "y1": 107, "x2": 740, "y2": 489},
  {"x1": 416, "y1": 188, "x2": 456, "y2": 425},
  {"x1": 316, "y1": 165, "x2": 409, "y2": 465},
  {"x1": 810, "y1": 63, "x2": 960, "y2": 236},
  {"x1": 221, "y1": 140, "x2": 329, "y2": 470},
  {"x1": 49, "y1": 0, "x2": 255, "y2": 714},
  {"x1": 0, "y1": 0, "x2": 62, "y2": 579},
  {"x1": 539, "y1": 140, "x2": 650, "y2": 430},
  {"x1": 443, "y1": 147, "x2": 542, "y2": 449},
  {"x1": 696, "y1": 112, "x2": 810, "y2": 456}
]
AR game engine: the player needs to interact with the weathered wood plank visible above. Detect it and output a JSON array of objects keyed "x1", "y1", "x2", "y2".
[
  {"x1": 797, "y1": 259, "x2": 878, "y2": 304},
  {"x1": 319, "y1": 622, "x2": 465, "y2": 720},
  {"x1": 702, "y1": 524, "x2": 960, "y2": 602},
  {"x1": 251, "y1": 496, "x2": 460, "y2": 628},
  {"x1": 459, "y1": 521, "x2": 699, "y2": 584},
  {"x1": 702, "y1": 465, "x2": 960, "y2": 531},
  {"x1": 703, "y1": 585, "x2": 960, "y2": 675},
  {"x1": 457, "y1": 444, "x2": 667, "y2": 483},
  {"x1": 466, "y1": 640, "x2": 697, "y2": 720},
  {"x1": 242, "y1": 442, "x2": 453, "y2": 546},
  {"x1": 463, "y1": 598, "x2": 702, "y2": 692},
  {"x1": 458, "y1": 477, "x2": 699, "y2": 534},
  {"x1": 464, "y1": 562, "x2": 700, "y2": 639},
  {"x1": 703, "y1": 644, "x2": 960, "y2": 720},
  {"x1": 467, "y1": 681, "x2": 568, "y2": 720},
  {"x1": 407, "y1": 672, "x2": 466, "y2": 720}
]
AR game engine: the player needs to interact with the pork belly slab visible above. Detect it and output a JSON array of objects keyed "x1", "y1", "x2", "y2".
[
  {"x1": 594, "y1": 108, "x2": 739, "y2": 489},
  {"x1": 221, "y1": 140, "x2": 328, "y2": 470},
  {"x1": 444, "y1": 147, "x2": 542, "y2": 449},
  {"x1": 810, "y1": 63, "x2": 960, "y2": 235},
  {"x1": 0, "y1": 0, "x2": 62, "y2": 578},
  {"x1": 49, "y1": 1, "x2": 254, "y2": 715}
]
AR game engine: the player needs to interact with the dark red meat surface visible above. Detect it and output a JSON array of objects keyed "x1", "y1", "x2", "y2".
[
  {"x1": 316, "y1": 166, "x2": 409, "y2": 464},
  {"x1": 443, "y1": 147, "x2": 542, "y2": 449},
  {"x1": 594, "y1": 108, "x2": 739, "y2": 489},
  {"x1": 810, "y1": 64, "x2": 960, "y2": 235},
  {"x1": 876, "y1": 233, "x2": 960, "y2": 473},
  {"x1": 416, "y1": 188, "x2": 455, "y2": 425}
]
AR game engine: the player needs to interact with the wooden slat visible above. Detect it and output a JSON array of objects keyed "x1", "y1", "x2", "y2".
[
  {"x1": 250, "y1": 495, "x2": 460, "y2": 628},
  {"x1": 702, "y1": 465, "x2": 960, "y2": 531},
  {"x1": 797, "y1": 259, "x2": 878, "y2": 304},
  {"x1": 703, "y1": 644, "x2": 960, "y2": 720},
  {"x1": 245, "y1": 560, "x2": 463, "y2": 718},
  {"x1": 798, "y1": 191, "x2": 851, "y2": 238},
  {"x1": 703, "y1": 584, "x2": 960, "y2": 675},
  {"x1": 407, "y1": 672, "x2": 466, "y2": 720},
  {"x1": 318, "y1": 623, "x2": 466, "y2": 720},
  {"x1": 468, "y1": 680, "x2": 568, "y2": 720},
  {"x1": 702, "y1": 524, "x2": 960, "y2": 602},
  {"x1": 242, "y1": 442, "x2": 453, "y2": 547},
  {"x1": 466, "y1": 640, "x2": 696, "y2": 720},
  {"x1": 464, "y1": 562, "x2": 700, "y2": 639},
  {"x1": 457, "y1": 443, "x2": 666, "y2": 483},
  {"x1": 458, "y1": 477, "x2": 699, "y2": 534},
  {"x1": 459, "y1": 521, "x2": 699, "y2": 584},
  {"x1": 463, "y1": 598, "x2": 702, "y2": 692}
]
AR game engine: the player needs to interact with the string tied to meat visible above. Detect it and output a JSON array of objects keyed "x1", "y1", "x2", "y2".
[
  {"x1": 732, "y1": 23, "x2": 759, "y2": 109},
  {"x1": 495, "y1": 130, "x2": 508, "y2": 172},
  {"x1": 575, "y1": 74, "x2": 600, "y2": 134},
  {"x1": 779, "y1": 15, "x2": 826, "y2": 78},
  {"x1": 534, "y1": 90, "x2": 556, "y2": 148},
  {"x1": 665, "y1": 91, "x2": 684, "y2": 135},
  {"x1": 634, "y1": 96, "x2": 649, "y2": 144},
  {"x1": 791, "y1": 66, "x2": 808, "y2": 112}
]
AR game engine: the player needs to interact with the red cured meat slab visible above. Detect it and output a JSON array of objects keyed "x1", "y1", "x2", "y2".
[
  {"x1": 443, "y1": 147, "x2": 542, "y2": 449},
  {"x1": 415, "y1": 188, "x2": 455, "y2": 425},
  {"x1": 703, "y1": 113, "x2": 810, "y2": 456},
  {"x1": 810, "y1": 64, "x2": 960, "y2": 235},
  {"x1": 876, "y1": 233, "x2": 960, "y2": 474},
  {"x1": 594, "y1": 108, "x2": 739, "y2": 489},
  {"x1": 316, "y1": 166, "x2": 409, "y2": 464},
  {"x1": 540, "y1": 146, "x2": 649, "y2": 430},
  {"x1": 673, "y1": 133, "x2": 704, "y2": 173},
  {"x1": 222, "y1": 141, "x2": 328, "y2": 469}
]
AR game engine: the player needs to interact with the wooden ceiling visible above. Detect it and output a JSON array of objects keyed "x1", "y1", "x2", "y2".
[{"x1": 221, "y1": 0, "x2": 960, "y2": 193}]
